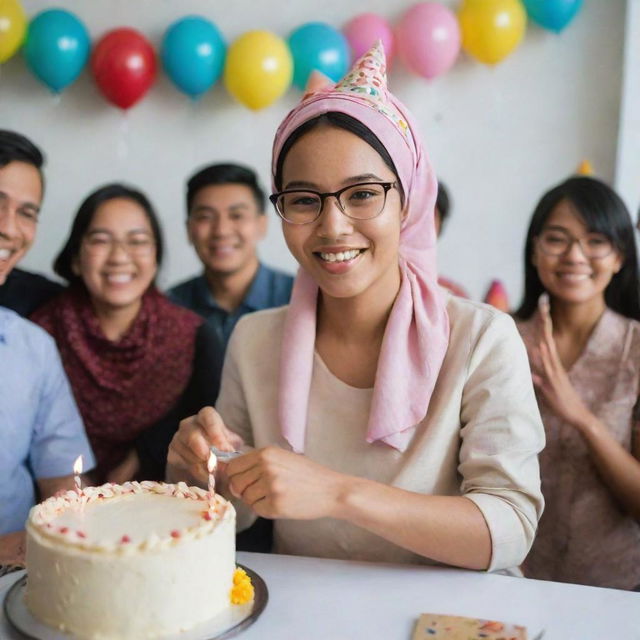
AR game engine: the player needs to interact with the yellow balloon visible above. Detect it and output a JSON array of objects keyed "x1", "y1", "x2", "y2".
[
  {"x1": 0, "y1": 0, "x2": 27, "y2": 63},
  {"x1": 224, "y1": 30, "x2": 293, "y2": 110},
  {"x1": 459, "y1": 0, "x2": 527, "y2": 65}
]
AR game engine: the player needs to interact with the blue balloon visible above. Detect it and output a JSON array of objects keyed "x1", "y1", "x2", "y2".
[
  {"x1": 24, "y1": 9, "x2": 90, "y2": 93},
  {"x1": 161, "y1": 16, "x2": 226, "y2": 98},
  {"x1": 523, "y1": 0, "x2": 584, "y2": 33},
  {"x1": 288, "y1": 22, "x2": 350, "y2": 91}
]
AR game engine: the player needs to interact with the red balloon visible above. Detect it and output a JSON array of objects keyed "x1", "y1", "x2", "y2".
[{"x1": 91, "y1": 28, "x2": 156, "y2": 109}]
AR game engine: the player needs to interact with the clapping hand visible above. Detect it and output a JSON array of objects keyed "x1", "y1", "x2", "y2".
[{"x1": 529, "y1": 295, "x2": 591, "y2": 429}]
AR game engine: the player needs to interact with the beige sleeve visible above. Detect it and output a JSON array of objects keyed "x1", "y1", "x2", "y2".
[
  {"x1": 458, "y1": 312, "x2": 546, "y2": 571},
  {"x1": 216, "y1": 323, "x2": 257, "y2": 532}
]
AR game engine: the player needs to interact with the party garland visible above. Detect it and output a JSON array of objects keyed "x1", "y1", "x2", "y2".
[{"x1": 0, "y1": 0, "x2": 583, "y2": 110}]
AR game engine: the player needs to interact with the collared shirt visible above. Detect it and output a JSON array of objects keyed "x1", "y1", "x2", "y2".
[
  {"x1": 0, "y1": 307, "x2": 95, "y2": 534},
  {"x1": 0, "y1": 268, "x2": 63, "y2": 317},
  {"x1": 167, "y1": 263, "x2": 294, "y2": 348}
]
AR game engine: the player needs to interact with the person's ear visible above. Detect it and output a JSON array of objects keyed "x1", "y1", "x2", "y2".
[
  {"x1": 612, "y1": 251, "x2": 624, "y2": 274},
  {"x1": 257, "y1": 212, "x2": 268, "y2": 239},
  {"x1": 185, "y1": 216, "x2": 195, "y2": 246},
  {"x1": 71, "y1": 255, "x2": 81, "y2": 276},
  {"x1": 434, "y1": 208, "x2": 442, "y2": 237}
]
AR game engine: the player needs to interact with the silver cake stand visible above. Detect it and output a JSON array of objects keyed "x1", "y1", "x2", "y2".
[{"x1": 4, "y1": 564, "x2": 268, "y2": 640}]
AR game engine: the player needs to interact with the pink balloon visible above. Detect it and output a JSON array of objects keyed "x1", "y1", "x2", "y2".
[
  {"x1": 343, "y1": 13, "x2": 394, "y2": 63},
  {"x1": 397, "y1": 2, "x2": 460, "y2": 80}
]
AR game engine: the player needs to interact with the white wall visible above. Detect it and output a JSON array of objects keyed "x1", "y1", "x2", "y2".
[
  {"x1": 616, "y1": 0, "x2": 640, "y2": 214},
  {"x1": 1, "y1": 0, "x2": 626, "y2": 302}
]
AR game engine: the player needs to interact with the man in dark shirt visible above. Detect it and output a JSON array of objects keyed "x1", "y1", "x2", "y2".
[
  {"x1": 168, "y1": 163, "x2": 294, "y2": 349},
  {"x1": 0, "y1": 131, "x2": 62, "y2": 316},
  {"x1": 168, "y1": 164, "x2": 292, "y2": 554},
  {"x1": 0, "y1": 267, "x2": 62, "y2": 316}
]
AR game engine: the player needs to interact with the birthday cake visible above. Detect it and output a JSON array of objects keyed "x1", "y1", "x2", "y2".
[{"x1": 25, "y1": 481, "x2": 248, "y2": 639}]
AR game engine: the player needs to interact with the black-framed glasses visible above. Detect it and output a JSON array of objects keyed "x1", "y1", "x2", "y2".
[
  {"x1": 269, "y1": 181, "x2": 398, "y2": 225},
  {"x1": 82, "y1": 231, "x2": 156, "y2": 257},
  {"x1": 535, "y1": 228, "x2": 615, "y2": 259}
]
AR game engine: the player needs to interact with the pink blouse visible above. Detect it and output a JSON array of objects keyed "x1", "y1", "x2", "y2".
[{"x1": 517, "y1": 308, "x2": 640, "y2": 589}]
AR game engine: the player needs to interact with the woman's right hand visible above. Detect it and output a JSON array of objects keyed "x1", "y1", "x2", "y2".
[{"x1": 166, "y1": 406, "x2": 244, "y2": 486}]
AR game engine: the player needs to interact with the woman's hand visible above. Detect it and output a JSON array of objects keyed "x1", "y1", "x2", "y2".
[
  {"x1": 530, "y1": 300, "x2": 592, "y2": 430},
  {"x1": 106, "y1": 449, "x2": 140, "y2": 485},
  {"x1": 167, "y1": 406, "x2": 244, "y2": 485},
  {"x1": 226, "y1": 446, "x2": 346, "y2": 520}
]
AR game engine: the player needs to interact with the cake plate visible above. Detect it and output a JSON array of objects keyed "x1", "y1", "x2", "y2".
[{"x1": 3, "y1": 564, "x2": 267, "y2": 640}]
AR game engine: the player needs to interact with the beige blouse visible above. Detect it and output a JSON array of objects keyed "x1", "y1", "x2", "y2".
[
  {"x1": 217, "y1": 295, "x2": 545, "y2": 571},
  {"x1": 517, "y1": 308, "x2": 640, "y2": 589}
]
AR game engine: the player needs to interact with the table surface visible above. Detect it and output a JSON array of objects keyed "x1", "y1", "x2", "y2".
[{"x1": 1, "y1": 551, "x2": 639, "y2": 640}]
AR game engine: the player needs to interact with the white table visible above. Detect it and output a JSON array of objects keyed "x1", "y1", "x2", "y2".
[{"x1": 1, "y1": 552, "x2": 639, "y2": 639}]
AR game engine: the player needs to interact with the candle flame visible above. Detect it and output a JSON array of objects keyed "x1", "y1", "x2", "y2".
[
  {"x1": 73, "y1": 455, "x2": 83, "y2": 475},
  {"x1": 207, "y1": 451, "x2": 217, "y2": 474}
]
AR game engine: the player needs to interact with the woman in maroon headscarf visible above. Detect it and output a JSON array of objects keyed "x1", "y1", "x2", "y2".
[{"x1": 32, "y1": 183, "x2": 222, "y2": 483}]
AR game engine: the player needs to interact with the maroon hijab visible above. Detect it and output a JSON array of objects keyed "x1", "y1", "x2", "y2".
[{"x1": 32, "y1": 287, "x2": 202, "y2": 479}]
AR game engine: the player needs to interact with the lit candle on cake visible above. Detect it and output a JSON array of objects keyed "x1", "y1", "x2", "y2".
[
  {"x1": 207, "y1": 451, "x2": 217, "y2": 509},
  {"x1": 73, "y1": 455, "x2": 86, "y2": 519},
  {"x1": 73, "y1": 455, "x2": 83, "y2": 495}
]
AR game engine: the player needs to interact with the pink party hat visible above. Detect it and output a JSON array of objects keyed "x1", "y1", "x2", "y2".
[
  {"x1": 302, "y1": 69, "x2": 334, "y2": 98},
  {"x1": 332, "y1": 40, "x2": 411, "y2": 141},
  {"x1": 484, "y1": 279, "x2": 510, "y2": 312}
]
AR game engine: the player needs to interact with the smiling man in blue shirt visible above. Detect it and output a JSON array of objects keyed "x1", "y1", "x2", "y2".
[
  {"x1": 168, "y1": 164, "x2": 294, "y2": 349},
  {"x1": 0, "y1": 131, "x2": 94, "y2": 566}
]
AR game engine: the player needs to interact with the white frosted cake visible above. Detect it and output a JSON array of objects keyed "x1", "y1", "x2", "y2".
[{"x1": 25, "y1": 481, "x2": 244, "y2": 639}]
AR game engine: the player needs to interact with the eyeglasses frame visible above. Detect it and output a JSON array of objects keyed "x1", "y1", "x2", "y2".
[
  {"x1": 534, "y1": 230, "x2": 616, "y2": 260},
  {"x1": 81, "y1": 233, "x2": 156, "y2": 257},
  {"x1": 269, "y1": 181, "x2": 398, "y2": 225}
]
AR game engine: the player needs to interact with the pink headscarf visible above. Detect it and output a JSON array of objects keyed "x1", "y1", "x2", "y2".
[{"x1": 272, "y1": 42, "x2": 450, "y2": 453}]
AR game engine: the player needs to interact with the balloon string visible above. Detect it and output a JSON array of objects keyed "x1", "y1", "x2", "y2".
[
  {"x1": 187, "y1": 97, "x2": 201, "y2": 168},
  {"x1": 118, "y1": 111, "x2": 129, "y2": 160}
]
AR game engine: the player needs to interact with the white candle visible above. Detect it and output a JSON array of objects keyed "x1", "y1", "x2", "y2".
[
  {"x1": 73, "y1": 455, "x2": 85, "y2": 517},
  {"x1": 73, "y1": 455, "x2": 83, "y2": 494},
  {"x1": 207, "y1": 452, "x2": 217, "y2": 508}
]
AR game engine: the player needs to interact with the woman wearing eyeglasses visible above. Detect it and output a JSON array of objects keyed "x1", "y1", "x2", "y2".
[
  {"x1": 31, "y1": 184, "x2": 223, "y2": 484},
  {"x1": 514, "y1": 176, "x2": 640, "y2": 589},
  {"x1": 167, "y1": 44, "x2": 544, "y2": 572}
]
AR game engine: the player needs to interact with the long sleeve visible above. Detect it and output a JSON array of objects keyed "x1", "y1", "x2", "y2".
[
  {"x1": 137, "y1": 322, "x2": 225, "y2": 480},
  {"x1": 459, "y1": 312, "x2": 546, "y2": 571},
  {"x1": 215, "y1": 326, "x2": 259, "y2": 533}
]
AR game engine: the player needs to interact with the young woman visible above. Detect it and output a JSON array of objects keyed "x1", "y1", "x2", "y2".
[
  {"x1": 167, "y1": 44, "x2": 544, "y2": 571},
  {"x1": 514, "y1": 176, "x2": 640, "y2": 590},
  {"x1": 32, "y1": 184, "x2": 223, "y2": 483}
]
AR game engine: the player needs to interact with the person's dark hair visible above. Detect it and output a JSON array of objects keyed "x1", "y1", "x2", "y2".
[
  {"x1": 186, "y1": 163, "x2": 266, "y2": 215},
  {"x1": 436, "y1": 180, "x2": 450, "y2": 229},
  {"x1": 54, "y1": 183, "x2": 164, "y2": 285},
  {"x1": 514, "y1": 176, "x2": 640, "y2": 321},
  {"x1": 0, "y1": 129, "x2": 45, "y2": 192},
  {"x1": 273, "y1": 112, "x2": 405, "y2": 205}
]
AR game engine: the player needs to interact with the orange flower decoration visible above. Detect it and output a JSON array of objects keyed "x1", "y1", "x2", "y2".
[{"x1": 230, "y1": 568, "x2": 254, "y2": 605}]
